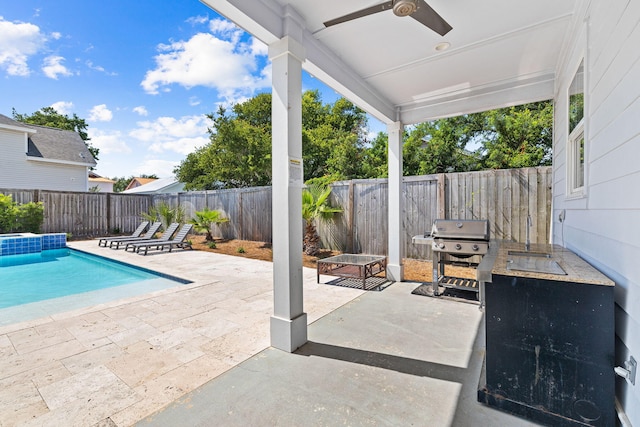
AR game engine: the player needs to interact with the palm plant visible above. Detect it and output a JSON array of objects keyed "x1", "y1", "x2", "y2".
[
  {"x1": 302, "y1": 184, "x2": 342, "y2": 256},
  {"x1": 190, "y1": 208, "x2": 229, "y2": 241},
  {"x1": 142, "y1": 201, "x2": 185, "y2": 231}
]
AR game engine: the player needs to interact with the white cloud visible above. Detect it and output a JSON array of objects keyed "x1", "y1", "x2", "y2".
[
  {"x1": 50, "y1": 101, "x2": 73, "y2": 115},
  {"x1": 141, "y1": 27, "x2": 269, "y2": 103},
  {"x1": 133, "y1": 159, "x2": 180, "y2": 179},
  {"x1": 250, "y1": 37, "x2": 268, "y2": 56},
  {"x1": 133, "y1": 106, "x2": 148, "y2": 116},
  {"x1": 188, "y1": 96, "x2": 201, "y2": 106},
  {"x1": 42, "y1": 55, "x2": 72, "y2": 79},
  {"x1": 209, "y1": 18, "x2": 242, "y2": 43},
  {"x1": 187, "y1": 15, "x2": 209, "y2": 26},
  {"x1": 88, "y1": 104, "x2": 113, "y2": 122},
  {"x1": 88, "y1": 128, "x2": 132, "y2": 154},
  {"x1": 0, "y1": 17, "x2": 46, "y2": 76},
  {"x1": 85, "y1": 60, "x2": 116, "y2": 76},
  {"x1": 129, "y1": 115, "x2": 211, "y2": 155}
]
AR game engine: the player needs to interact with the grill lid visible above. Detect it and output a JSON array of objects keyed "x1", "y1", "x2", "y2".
[{"x1": 431, "y1": 219, "x2": 490, "y2": 241}]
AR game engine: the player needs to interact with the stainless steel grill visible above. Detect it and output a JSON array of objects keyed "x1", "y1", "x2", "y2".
[
  {"x1": 431, "y1": 219, "x2": 489, "y2": 257},
  {"x1": 413, "y1": 219, "x2": 490, "y2": 297}
]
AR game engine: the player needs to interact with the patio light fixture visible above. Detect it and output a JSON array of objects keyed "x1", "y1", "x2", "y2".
[{"x1": 435, "y1": 41, "x2": 450, "y2": 51}]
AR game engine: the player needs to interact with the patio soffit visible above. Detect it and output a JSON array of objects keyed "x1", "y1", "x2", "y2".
[{"x1": 200, "y1": 0, "x2": 581, "y2": 125}]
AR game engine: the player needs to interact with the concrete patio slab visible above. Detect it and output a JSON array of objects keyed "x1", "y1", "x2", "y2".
[
  {"x1": 137, "y1": 281, "x2": 541, "y2": 427},
  {"x1": 0, "y1": 240, "x2": 541, "y2": 426}
]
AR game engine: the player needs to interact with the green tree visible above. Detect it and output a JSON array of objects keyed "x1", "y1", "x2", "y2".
[
  {"x1": 12, "y1": 107, "x2": 99, "y2": 163},
  {"x1": 175, "y1": 94, "x2": 272, "y2": 190},
  {"x1": 360, "y1": 132, "x2": 389, "y2": 178},
  {"x1": 302, "y1": 93, "x2": 367, "y2": 181},
  {"x1": 403, "y1": 117, "x2": 483, "y2": 176},
  {"x1": 175, "y1": 90, "x2": 368, "y2": 189},
  {"x1": 189, "y1": 208, "x2": 229, "y2": 241},
  {"x1": 481, "y1": 102, "x2": 553, "y2": 169},
  {"x1": 302, "y1": 184, "x2": 342, "y2": 256}
]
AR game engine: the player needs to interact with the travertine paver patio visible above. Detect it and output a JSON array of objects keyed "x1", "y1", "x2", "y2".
[{"x1": 0, "y1": 240, "x2": 365, "y2": 426}]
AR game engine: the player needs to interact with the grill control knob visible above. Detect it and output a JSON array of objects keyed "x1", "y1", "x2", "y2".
[
  {"x1": 455, "y1": 243, "x2": 462, "y2": 250},
  {"x1": 438, "y1": 243, "x2": 445, "y2": 249},
  {"x1": 472, "y1": 244, "x2": 479, "y2": 251}
]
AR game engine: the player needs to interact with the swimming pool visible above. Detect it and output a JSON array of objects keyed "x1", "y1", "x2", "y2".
[{"x1": 0, "y1": 248, "x2": 190, "y2": 323}]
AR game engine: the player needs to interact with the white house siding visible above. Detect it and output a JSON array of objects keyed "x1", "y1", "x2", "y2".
[
  {"x1": 553, "y1": 1, "x2": 640, "y2": 424},
  {"x1": 0, "y1": 128, "x2": 89, "y2": 192},
  {"x1": 89, "y1": 181, "x2": 114, "y2": 192}
]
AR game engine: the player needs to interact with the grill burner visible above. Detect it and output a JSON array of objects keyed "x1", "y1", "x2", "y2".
[{"x1": 413, "y1": 219, "x2": 490, "y2": 298}]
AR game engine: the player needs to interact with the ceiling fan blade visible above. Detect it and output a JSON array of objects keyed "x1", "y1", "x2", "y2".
[
  {"x1": 411, "y1": 0, "x2": 452, "y2": 36},
  {"x1": 324, "y1": 1, "x2": 394, "y2": 27}
]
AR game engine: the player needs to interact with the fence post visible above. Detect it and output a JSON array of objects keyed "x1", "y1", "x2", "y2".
[
  {"x1": 437, "y1": 173, "x2": 446, "y2": 219},
  {"x1": 347, "y1": 181, "x2": 355, "y2": 253},
  {"x1": 106, "y1": 193, "x2": 111, "y2": 233},
  {"x1": 238, "y1": 190, "x2": 243, "y2": 240}
]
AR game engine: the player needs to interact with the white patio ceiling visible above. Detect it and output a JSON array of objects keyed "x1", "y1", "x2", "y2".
[{"x1": 201, "y1": 0, "x2": 580, "y2": 125}]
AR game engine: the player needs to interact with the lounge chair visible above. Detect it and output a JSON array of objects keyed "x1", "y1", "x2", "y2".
[
  {"x1": 109, "y1": 222, "x2": 163, "y2": 249},
  {"x1": 123, "y1": 222, "x2": 180, "y2": 252},
  {"x1": 128, "y1": 224, "x2": 193, "y2": 255},
  {"x1": 97, "y1": 221, "x2": 150, "y2": 247}
]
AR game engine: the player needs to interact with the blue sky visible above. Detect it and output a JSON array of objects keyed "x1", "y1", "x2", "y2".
[{"x1": 0, "y1": 0, "x2": 384, "y2": 179}]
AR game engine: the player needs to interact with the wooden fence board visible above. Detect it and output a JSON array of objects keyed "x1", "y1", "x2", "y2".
[{"x1": 0, "y1": 166, "x2": 552, "y2": 253}]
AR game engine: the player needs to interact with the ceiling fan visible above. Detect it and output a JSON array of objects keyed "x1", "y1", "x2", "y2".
[{"x1": 323, "y1": 0, "x2": 452, "y2": 36}]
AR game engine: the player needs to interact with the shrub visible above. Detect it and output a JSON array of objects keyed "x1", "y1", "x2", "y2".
[
  {"x1": 207, "y1": 241, "x2": 217, "y2": 249},
  {"x1": 15, "y1": 202, "x2": 44, "y2": 233},
  {"x1": 189, "y1": 208, "x2": 229, "y2": 241},
  {"x1": 142, "y1": 201, "x2": 185, "y2": 231},
  {"x1": 0, "y1": 194, "x2": 44, "y2": 233},
  {"x1": 0, "y1": 194, "x2": 16, "y2": 233},
  {"x1": 237, "y1": 247, "x2": 246, "y2": 254}
]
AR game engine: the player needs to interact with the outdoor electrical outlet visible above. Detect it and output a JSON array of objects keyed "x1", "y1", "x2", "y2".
[
  {"x1": 558, "y1": 209, "x2": 566, "y2": 223},
  {"x1": 628, "y1": 356, "x2": 637, "y2": 385},
  {"x1": 615, "y1": 356, "x2": 637, "y2": 385}
]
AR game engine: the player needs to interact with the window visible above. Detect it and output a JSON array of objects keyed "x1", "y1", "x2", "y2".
[{"x1": 567, "y1": 60, "x2": 585, "y2": 196}]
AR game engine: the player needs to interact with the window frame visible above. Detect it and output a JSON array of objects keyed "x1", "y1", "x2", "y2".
[
  {"x1": 567, "y1": 120, "x2": 585, "y2": 197},
  {"x1": 566, "y1": 59, "x2": 586, "y2": 199}
]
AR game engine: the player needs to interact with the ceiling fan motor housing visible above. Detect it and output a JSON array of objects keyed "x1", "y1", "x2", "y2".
[{"x1": 393, "y1": 0, "x2": 418, "y2": 17}]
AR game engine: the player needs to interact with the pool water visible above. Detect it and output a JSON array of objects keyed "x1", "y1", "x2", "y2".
[{"x1": 0, "y1": 248, "x2": 186, "y2": 309}]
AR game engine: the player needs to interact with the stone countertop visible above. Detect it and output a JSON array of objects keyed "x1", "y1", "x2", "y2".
[{"x1": 478, "y1": 241, "x2": 614, "y2": 286}]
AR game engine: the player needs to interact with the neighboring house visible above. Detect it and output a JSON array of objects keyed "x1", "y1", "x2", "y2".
[
  {"x1": 204, "y1": 0, "x2": 640, "y2": 423},
  {"x1": 121, "y1": 177, "x2": 184, "y2": 194},
  {"x1": 88, "y1": 172, "x2": 115, "y2": 192},
  {"x1": 124, "y1": 177, "x2": 158, "y2": 191},
  {"x1": 0, "y1": 113, "x2": 96, "y2": 191}
]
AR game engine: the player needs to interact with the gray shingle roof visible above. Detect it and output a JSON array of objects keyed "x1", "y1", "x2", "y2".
[{"x1": 0, "y1": 113, "x2": 96, "y2": 166}]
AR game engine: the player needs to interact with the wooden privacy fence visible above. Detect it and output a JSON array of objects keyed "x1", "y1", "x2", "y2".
[
  {"x1": 0, "y1": 189, "x2": 152, "y2": 237},
  {"x1": 0, "y1": 166, "x2": 551, "y2": 257},
  {"x1": 154, "y1": 186, "x2": 272, "y2": 242},
  {"x1": 317, "y1": 166, "x2": 552, "y2": 258}
]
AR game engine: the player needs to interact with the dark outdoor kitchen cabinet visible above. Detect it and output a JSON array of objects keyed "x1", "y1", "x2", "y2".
[{"x1": 481, "y1": 274, "x2": 615, "y2": 426}]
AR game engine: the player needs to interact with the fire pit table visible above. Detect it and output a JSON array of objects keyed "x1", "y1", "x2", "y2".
[{"x1": 317, "y1": 254, "x2": 387, "y2": 290}]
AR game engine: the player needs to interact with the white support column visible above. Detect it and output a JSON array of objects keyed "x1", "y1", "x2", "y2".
[
  {"x1": 269, "y1": 35, "x2": 307, "y2": 352},
  {"x1": 387, "y1": 121, "x2": 405, "y2": 282}
]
